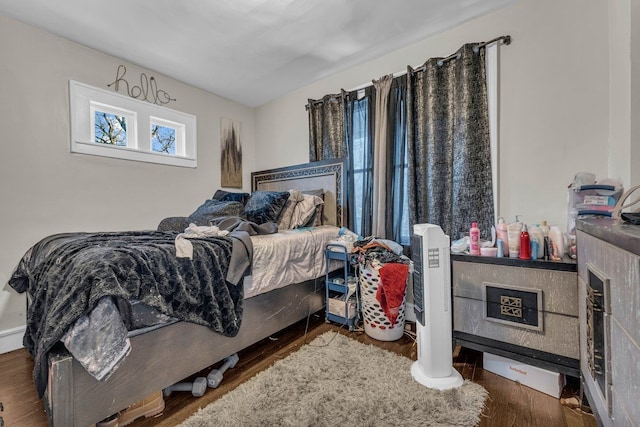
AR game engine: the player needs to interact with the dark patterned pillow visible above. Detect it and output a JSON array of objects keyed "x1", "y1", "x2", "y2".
[
  {"x1": 157, "y1": 216, "x2": 190, "y2": 232},
  {"x1": 188, "y1": 200, "x2": 243, "y2": 225},
  {"x1": 242, "y1": 191, "x2": 290, "y2": 224},
  {"x1": 212, "y1": 189, "x2": 250, "y2": 206}
]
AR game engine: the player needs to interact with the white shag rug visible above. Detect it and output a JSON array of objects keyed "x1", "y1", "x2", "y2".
[{"x1": 178, "y1": 332, "x2": 487, "y2": 427}]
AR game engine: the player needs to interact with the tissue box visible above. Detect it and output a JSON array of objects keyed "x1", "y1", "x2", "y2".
[
  {"x1": 483, "y1": 353, "x2": 566, "y2": 398},
  {"x1": 328, "y1": 294, "x2": 357, "y2": 319}
]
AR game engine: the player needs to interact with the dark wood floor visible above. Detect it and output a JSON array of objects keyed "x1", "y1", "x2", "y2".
[{"x1": 0, "y1": 313, "x2": 596, "y2": 427}]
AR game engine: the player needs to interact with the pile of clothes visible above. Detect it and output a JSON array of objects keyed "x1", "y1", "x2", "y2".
[{"x1": 352, "y1": 237, "x2": 410, "y2": 326}]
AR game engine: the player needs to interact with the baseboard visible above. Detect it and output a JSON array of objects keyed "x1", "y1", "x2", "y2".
[{"x1": 0, "y1": 325, "x2": 26, "y2": 354}]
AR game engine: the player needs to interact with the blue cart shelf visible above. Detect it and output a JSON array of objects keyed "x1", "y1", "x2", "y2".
[{"x1": 325, "y1": 243, "x2": 360, "y2": 330}]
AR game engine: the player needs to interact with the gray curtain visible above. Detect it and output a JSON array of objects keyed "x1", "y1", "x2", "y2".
[
  {"x1": 308, "y1": 94, "x2": 345, "y2": 162},
  {"x1": 371, "y1": 75, "x2": 393, "y2": 237},
  {"x1": 387, "y1": 75, "x2": 408, "y2": 244},
  {"x1": 407, "y1": 43, "x2": 494, "y2": 241}
]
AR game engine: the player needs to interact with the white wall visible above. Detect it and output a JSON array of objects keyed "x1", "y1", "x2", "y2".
[
  {"x1": 609, "y1": 0, "x2": 631, "y2": 189},
  {"x1": 0, "y1": 16, "x2": 256, "y2": 337},
  {"x1": 256, "y1": 0, "x2": 615, "y2": 233},
  {"x1": 631, "y1": 0, "x2": 640, "y2": 187}
]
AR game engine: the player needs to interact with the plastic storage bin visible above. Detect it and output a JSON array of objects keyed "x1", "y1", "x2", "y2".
[{"x1": 359, "y1": 259, "x2": 407, "y2": 341}]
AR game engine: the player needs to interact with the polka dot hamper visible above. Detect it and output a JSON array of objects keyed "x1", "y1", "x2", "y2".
[{"x1": 359, "y1": 259, "x2": 407, "y2": 341}]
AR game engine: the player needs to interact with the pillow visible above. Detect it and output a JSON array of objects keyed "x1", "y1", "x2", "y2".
[
  {"x1": 302, "y1": 189, "x2": 324, "y2": 199},
  {"x1": 276, "y1": 190, "x2": 305, "y2": 230},
  {"x1": 212, "y1": 189, "x2": 250, "y2": 206},
  {"x1": 304, "y1": 202, "x2": 325, "y2": 227},
  {"x1": 290, "y1": 194, "x2": 324, "y2": 228},
  {"x1": 188, "y1": 200, "x2": 243, "y2": 225},
  {"x1": 157, "y1": 216, "x2": 190, "y2": 232},
  {"x1": 242, "y1": 191, "x2": 290, "y2": 224}
]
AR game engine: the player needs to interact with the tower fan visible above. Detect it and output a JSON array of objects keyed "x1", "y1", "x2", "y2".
[{"x1": 410, "y1": 223, "x2": 463, "y2": 390}]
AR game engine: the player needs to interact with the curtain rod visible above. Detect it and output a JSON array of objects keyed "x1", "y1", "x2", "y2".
[
  {"x1": 426, "y1": 34, "x2": 512, "y2": 68},
  {"x1": 305, "y1": 35, "x2": 511, "y2": 110},
  {"x1": 305, "y1": 34, "x2": 512, "y2": 106}
]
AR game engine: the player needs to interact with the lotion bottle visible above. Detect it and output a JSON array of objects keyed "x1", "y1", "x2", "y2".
[
  {"x1": 469, "y1": 222, "x2": 480, "y2": 256},
  {"x1": 507, "y1": 216, "x2": 523, "y2": 258},
  {"x1": 496, "y1": 217, "x2": 509, "y2": 258}
]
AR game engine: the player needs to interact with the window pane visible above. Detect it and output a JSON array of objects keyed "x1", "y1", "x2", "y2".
[
  {"x1": 94, "y1": 111, "x2": 127, "y2": 146},
  {"x1": 151, "y1": 124, "x2": 176, "y2": 154},
  {"x1": 351, "y1": 98, "x2": 370, "y2": 237}
]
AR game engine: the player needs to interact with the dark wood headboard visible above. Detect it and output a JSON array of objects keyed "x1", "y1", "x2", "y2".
[{"x1": 251, "y1": 158, "x2": 345, "y2": 227}]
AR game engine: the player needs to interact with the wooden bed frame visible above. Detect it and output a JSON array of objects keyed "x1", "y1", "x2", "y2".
[{"x1": 45, "y1": 158, "x2": 345, "y2": 426}]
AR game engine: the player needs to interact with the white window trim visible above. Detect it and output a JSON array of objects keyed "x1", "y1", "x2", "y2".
[
  {"x1": 486, "y1": 42, "x2": 500, "y2": 223},
  {"x1": 69, "y1": 80, "x2": 197, "y2": 168}
]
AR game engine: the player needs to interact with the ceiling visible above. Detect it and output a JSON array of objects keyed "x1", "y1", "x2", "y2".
[{"x1": 0, "y1": 0, "x2": 514, "y2": 107}]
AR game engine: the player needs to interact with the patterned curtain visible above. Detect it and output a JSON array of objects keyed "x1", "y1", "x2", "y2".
[
  {"x1": 407, "y1": 43, "x2": 494, "y2": 241},
  {"x1": 307, "y1": 93, "x2": 345, "y2": 162}
]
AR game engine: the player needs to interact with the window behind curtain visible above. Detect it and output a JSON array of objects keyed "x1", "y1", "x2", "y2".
[
  {"x1": 349, "y1": 95, "x2": 373, "y2": 238},
  {"x1": 348, "y1": 86, "x2": 410, "y2": 243}
]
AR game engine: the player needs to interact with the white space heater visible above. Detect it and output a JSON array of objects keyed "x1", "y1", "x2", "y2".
[{"x1": 410, "y1": 223, "x2": 463, "y2": 390}]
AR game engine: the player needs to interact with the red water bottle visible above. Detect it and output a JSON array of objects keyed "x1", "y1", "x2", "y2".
[{"x1": 519, "y1": 224, "x2": 531, "y2": 260}]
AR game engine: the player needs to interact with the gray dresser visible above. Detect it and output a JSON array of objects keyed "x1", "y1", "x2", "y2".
[
  {"x1": 577, "y1": 218, "x2": 640, "y2": 427},
  {"x1": 452, "y1": 254, "x2": 579, "y2": 377}
]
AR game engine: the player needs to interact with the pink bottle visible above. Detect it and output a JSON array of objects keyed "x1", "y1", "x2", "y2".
[{"x1": 469, "y1": 222, "x2": 480, "y2": 256}]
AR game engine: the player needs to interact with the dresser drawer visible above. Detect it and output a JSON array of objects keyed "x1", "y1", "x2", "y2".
[{"x1": 452, "y1": 259, "x2": 579, "y2": 360}]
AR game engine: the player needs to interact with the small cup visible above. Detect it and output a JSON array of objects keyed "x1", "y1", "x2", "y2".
[{"x1": 480, "y1": 247, "x2": 498, "y2": 257}]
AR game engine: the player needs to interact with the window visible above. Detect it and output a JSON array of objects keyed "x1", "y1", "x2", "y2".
[
  {"x1": 70, "y1": 80, "x2": 197, "y2": 167},
  {"x1": 349, "y1": 87, "x2": 410, "y2": 245},
  {"x1": 94, "y1": 110, "x2": 128, "y2": 146},
  {"x1": 351, "y1": 97, "x2": 371, "y2": 238}
]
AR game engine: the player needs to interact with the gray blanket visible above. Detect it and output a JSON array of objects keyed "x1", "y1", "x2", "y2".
[{"x1": 9, "y1": 230, "x2": 243, "y2": 398}]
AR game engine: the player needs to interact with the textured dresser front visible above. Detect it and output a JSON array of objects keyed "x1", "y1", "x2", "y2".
[
  {"x1": 577, "y1": 223, "x2": 640, "y2": 427},
  {"x1": 452, "y1": 256, "x2": 579, "y2": 373}
]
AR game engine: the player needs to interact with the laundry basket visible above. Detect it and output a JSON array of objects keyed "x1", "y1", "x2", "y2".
[{"x1": 359, "y1": 259, "x2": 407, "y2": 341}]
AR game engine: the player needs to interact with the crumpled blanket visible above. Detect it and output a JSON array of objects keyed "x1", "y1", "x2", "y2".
[
  {"x1": 61, "y1": 296, "x2": 131, "y2": 381},
  {"x1": 210, "y1": 216, "x2": 279, "y2": 284},
  {"x1": 8, "y1": 230, "x2": 243, "y2": 398},
  {"x1": 175, "y1": 223, "x2": 230, "y2": 259},
  {"x1": 376, "y1": 262, "x2": 410, "y2": 326},
  {"x1": 58, "y1": 218, "x2": 272, "y2": 386},
  {"x1": 210, "y1": 215, "x2": 279, "y2": 235}
]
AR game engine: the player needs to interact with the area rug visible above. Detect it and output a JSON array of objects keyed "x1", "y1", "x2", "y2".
[{"x1": 178, "y1": 332, "x2": 487, "y2": 427}]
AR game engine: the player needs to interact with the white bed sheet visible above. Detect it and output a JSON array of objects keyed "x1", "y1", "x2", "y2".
[{"x1": 243, "y1": 225, "x2": 342, "y2": 299}]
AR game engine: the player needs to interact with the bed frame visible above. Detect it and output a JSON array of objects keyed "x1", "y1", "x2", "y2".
[{"x1": 45, "y1": 158, "x2": 345, "y2": 426}]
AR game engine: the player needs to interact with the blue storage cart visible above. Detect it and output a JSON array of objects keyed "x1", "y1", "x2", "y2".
[{"x1": 324, "y1": 243, "x2": 360, "y2": 330}]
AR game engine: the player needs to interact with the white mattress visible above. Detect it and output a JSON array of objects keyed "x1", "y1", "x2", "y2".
[{"x1": 243, "y1": 225, "x2": 342, "y2": 299}]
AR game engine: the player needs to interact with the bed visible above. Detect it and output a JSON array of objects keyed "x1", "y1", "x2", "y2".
[{"x1": 14, "y1": 158, "x2": 345, "y2": 427}]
